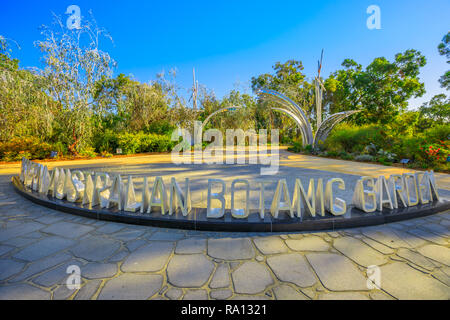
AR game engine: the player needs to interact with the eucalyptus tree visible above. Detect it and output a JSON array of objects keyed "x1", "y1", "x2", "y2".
[
  {"x1": 0, "y1": 36, "x2": 55, "y2": 142},
  {"x1": 438, "y1": 32, "x2": 449, "y2": 90},
  {"x1": 323, "y1": 50, "x2": 426, "y2": 125},
  {"x1": 35, "y1": 11, "x2": 116, "y2": 154}
]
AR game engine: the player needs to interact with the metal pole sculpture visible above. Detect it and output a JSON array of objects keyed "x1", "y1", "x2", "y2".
[
  {"x1": 315, "y1": 50, "x2": 325, "y2": 129},
  {"x1": 191, "y1": 68, "x2": 199, "y2": 111}
]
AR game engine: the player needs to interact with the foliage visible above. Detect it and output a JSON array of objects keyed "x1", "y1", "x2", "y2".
[
  {"x1": 419, "y1": 94, "x2": 450, "y2": 124},
  {"x1": 354, "y1": 154, "x2": 374, "y2": 162},
  {"x1": 438, "y1": 31, "x2": 450, "y2": 89},
  {"x1": 79, "y1": 147, "x2": 97, "y2": 158},
  {"x1": 35, "y1": 12, "x2": 116, "y2": 154},
  {"x1": 323, "y1": 124, "x2": 387, "y2": 154},
  {"x1": 116, "y1": 132, "x2": 175, "y2": 155},
  {"x1": 0, "y1": 137, "x2": 53, "y2": 161},
  {"x1": 324, "y1": 50, "x2": 426, "y2": 125}
]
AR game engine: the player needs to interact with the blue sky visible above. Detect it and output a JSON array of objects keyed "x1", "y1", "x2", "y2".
[{"x1": 1, "y1": 0, "x2": 449, "y2": 108}]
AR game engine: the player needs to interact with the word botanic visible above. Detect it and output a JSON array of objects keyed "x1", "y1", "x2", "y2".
[{"x1": 20, "y1": 158, "x2": 440, "y2": 219}]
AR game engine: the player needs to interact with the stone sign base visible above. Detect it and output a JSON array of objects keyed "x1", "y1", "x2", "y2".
[{"x1": 12, "y1": 176, "x2": 450, "y2": 232}]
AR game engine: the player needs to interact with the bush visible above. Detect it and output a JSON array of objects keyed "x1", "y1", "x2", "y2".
[
  {"x1": 0, "y1": 137, "x2": 53, "y2": 161},
  {"x1": 79, "y1": 147, "x2": 97, "y2": 158},
  {"x1": 324, "y1": 125, "x2": 386, "y2": 154},
  {"x1": 93, "y1": 129, "x2": 119, "y2": 153},
  {"x1": 287, "y1": 141, "x2": 303, "y2": 153},
  {"x1": 354, "y1": 154, "x2": 374, "y2": 162},
  {"x1": 100, "y1": 151, "x2": 113, "y2": 158},
  {"x1": 423, "y1": 124, "x2": 450, "y2": 142},
  {"x1": 339, "y1": 152, "x2": 354, "y2": 160},
  {"x1": 116, "y1": 132, "x2": 175, "y2": 155}
]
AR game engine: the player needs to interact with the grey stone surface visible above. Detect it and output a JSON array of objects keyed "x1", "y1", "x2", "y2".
[
  {"x1": 52, "y1": 284, "x2": 77, "y2": 300},
  {"x1": 208, "y1": 238, "x2": 254, "y2": 260},
  {"x1": 333, "y1": 237, "x2": 387, "y2": 267},
  {"x1": 362, "y1": 228, "x2": 413, "y2": 249},
  {"x1": 74, "y1": 280, "x2": 102, "y2": 300},
  {"x1": 41, "y1": 221, "x2": 94, "y2": 239},
  {"x1": 417, "y1": 244, "x2": 450, "y2": 266},
  {"x1": 147, "y1": 231, "x2": 185, "y2": 241},
  {"x1": 175, "y1": 238, "x2": 206, "y2": 254},
  {"x1": 121, "y1": 242, "x2": 173, "y2": 272},
  {"x1": 379, "y1": 262, "x2": 450, "y2": 300},
  {"x1": 0, "y1": 283, "x2": 50, "y2": 300},
  {"x1": 232, "y1": 262, "x2": 273, "y2": 294},
  {"x1": 82, "y1": 263, "x2": 117, "y2": 279},
  {"x1": 266, "y1": 253, "x2": 316, "y2": 287},
  {"x1": 165, "y1": 288, "x2": 183, "y2": 300},
  {"x1": 306, "y1": 253, "x2": 368, "y2": 291},
  {"x1": 126, "y1": 239, "x2": 147, "y2": 251},
  {"x1": 209, "y1": 263, "x2": 230, "y2": 289},
  {"x1": 361, "y1": 237, "x2": 395, "y2": 254},
  {"x1": 70, "y1": 236, "x2": 120, "y2": 262},
  {"x1": 183, "y1": 289, "x2": 208, "y2": 300},
  {"x1": 32, "y1": 259, "x2": 81, "y2": 287},
  {"x1": 0, "y1": 222, "x2": 45, "y2": 242},
  {"x1": 13, "y1": 236, "x2": 75, "y2": 262},
  {"x1": 0, "y1": 245, "x2": 14, "y2": 257},
  {"x1": 273, "y1": 285, "x2": 309, "y2": 300},
  {"x1": 318, "y1": 292, "x2": 370, "y2": 300},
  {"x1": 396, "y1": 248, "x2": 435, "y2": 271},
  {"x1": 408, "y1": 228, "x2": 448, "y2": 246},
  {"x1": 167, "y1": 254, "x2": 214, "y2": 287},
  {"x1": 252, "y1": 236, "x2": 288, "y2": 254},
  {"x1": 0, "y1": 259, "x2": 25, "y2": 281},
  {"x1": 10, "y1": 252, "x2": 72, "y2": 282},
  {"x1": 369, "y1": 291, "x2": 395, "y2": 300},
  {"x1": 210, "y1": 289, "x2": 232, "y2": 300},
  {"x1": 285, "y1": 236, "x2": 330, "y2": 251},
  {"x1": 98, "y1": 274, "x2": 163, "y2": 300}
]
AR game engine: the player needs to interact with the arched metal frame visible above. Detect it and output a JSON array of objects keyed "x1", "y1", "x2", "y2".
[{"x1": 200, "y1": 89, "x2": 360, "y2": 150}]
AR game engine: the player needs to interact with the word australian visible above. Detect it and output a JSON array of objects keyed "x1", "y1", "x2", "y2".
[{"x1": 20, "y1": 158, "x2": 440, "y2": 219}]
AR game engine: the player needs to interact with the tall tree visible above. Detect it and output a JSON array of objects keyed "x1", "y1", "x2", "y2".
[
  {"x1": 419, "y1": 93, "x2": 450, "y2": 124},
  {"x1": 324, "y1": 50, "x2": 426, "y2": 125},
  {"x1": 0, "y1": 36, "x2": 56, "y2": 142},
  {"x1": 35, "y1": 11, "x2": 116, "y2": 154},
  {"x1": 438, "y1": 31, "x2": 450, "y2": 90}
]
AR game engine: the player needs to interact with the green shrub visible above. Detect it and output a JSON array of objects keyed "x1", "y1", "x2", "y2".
[
  {"x1": 116, "y1": 132, "x2": 175, "y2": 155},
  {"x1": 79, "y1": 147, "x2": 97, "y2": 158},
  {"x1": 93, "y1": 129, "x2": 119, "y2": 153},
  {"x1": 423, "y1": 124, "x2": 450, "y2": 143},
  {"x1": 324, "y1": 125, "x2": 386, "y2": 154},
  {"x1": 354, "y1": 154, "x2": 374, "y2": 162},
  {"x1": 100, "y1": 151, "x2": 113, "y2": 158},
  {"x1": 287, "y1": 141, "x2": 303, "y2": 153},
  {"x1": 339, "y1": 152, "x2": 354, "y2": 160},
  {"x1": 0, "y1": 137, "x2": 53, "y2": 161}
]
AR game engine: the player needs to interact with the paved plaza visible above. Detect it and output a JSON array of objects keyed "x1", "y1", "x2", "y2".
[{"x1": 0, "y1": 151, "x2": 449, "y2": 300}]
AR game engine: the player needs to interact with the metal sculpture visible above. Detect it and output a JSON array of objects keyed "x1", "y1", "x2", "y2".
[
  {"x1": 201, "y1": 52, "x2": 359, "y2": 149},
  {"x1": 257, "y1": 88, "x2": 360, "y2": 149}
]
